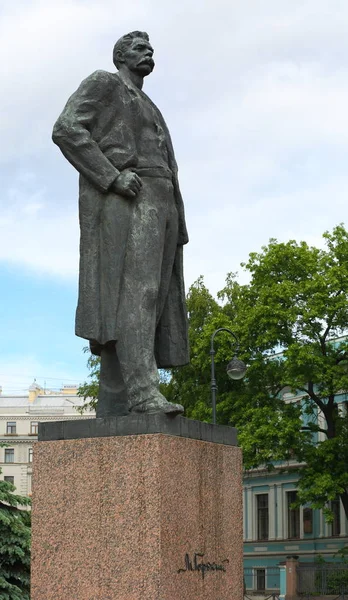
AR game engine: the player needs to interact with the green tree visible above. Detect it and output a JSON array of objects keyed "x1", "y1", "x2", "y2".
[
  {"x1": 236, "y1": 224, "x2": 348, "y2": 520},
  {"x1": 165, "y1": 225, "x2": 348, "y2": 520},
  {"x1": 0, "y1": 469, "x2": 31, "y2": 600},
  {"x1": 77, "y1": 347, "x2": 100, "y2": 413}
]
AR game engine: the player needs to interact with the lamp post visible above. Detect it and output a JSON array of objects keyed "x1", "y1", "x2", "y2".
[{"x1": 210, "y1": 327, "x2": 247, "y2": 425}]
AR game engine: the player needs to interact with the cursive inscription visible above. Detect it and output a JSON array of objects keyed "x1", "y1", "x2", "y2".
[{"x1": 178, "y1": 553, "x2": 229, "y2": 579}]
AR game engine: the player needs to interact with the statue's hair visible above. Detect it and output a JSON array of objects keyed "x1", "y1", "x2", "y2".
[{"x1": 113, "y1": 31, "x2": 150, "y2": 69}]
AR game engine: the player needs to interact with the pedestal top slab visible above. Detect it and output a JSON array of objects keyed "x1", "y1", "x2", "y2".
[{"x1": 38, "y1": 414, "x2": 238, "y2": 446}]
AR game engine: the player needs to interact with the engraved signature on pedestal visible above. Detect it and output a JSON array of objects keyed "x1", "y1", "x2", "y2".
[{"x1": 178, "y1": 553, "x2": 229, "y2": 579}]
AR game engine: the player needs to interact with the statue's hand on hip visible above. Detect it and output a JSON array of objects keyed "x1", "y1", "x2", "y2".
[{"x1": 111, "y1": 171, "x2": 142, "y2": 199}]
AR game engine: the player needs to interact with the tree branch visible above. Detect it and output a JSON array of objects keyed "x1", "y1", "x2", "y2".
[
  {"x1": 298, "y1": 383, "x2": 326, "y2": 412},
  {"x1": 301, "y1": 426, "x2": 328, "y2": 436}
]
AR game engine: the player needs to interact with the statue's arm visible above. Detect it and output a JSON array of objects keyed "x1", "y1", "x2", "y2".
[{"x1": 52, "y1": 70, "x2": 120, "y2": 192}]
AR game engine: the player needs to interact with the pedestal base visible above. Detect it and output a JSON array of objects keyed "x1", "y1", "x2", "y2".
[{"x1": 31, "y1": 419, "x2": 243, "y2": 600}]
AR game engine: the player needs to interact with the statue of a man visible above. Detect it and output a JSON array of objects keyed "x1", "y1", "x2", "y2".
[{"x1": 53, "y1": 31, "x2": 189, "y2": 417}]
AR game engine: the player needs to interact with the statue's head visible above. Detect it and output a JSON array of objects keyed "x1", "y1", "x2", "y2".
[{"x1": 113, "y1": 31, "x2": 155, "y2": 76}]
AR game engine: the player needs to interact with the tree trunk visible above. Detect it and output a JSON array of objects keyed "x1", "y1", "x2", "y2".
[{"x1": 322, "y1": 403, "x2": 348, "y2": 521}]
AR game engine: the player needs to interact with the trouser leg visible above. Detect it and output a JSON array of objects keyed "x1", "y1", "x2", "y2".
[
  {"x1": 97, "y1": 343, "x2": 128, "y2": 417},
  {"x1": 115, "y1": 177, "x2": 181, "y2": 412}
]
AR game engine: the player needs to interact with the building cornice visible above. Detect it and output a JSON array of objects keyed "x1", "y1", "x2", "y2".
[
  {"x1": 0, "y1": 437, "x2": 37, "y2": 443},
  {"x1": 0, "y1": 415, "x2": 93, "y2": 421}
]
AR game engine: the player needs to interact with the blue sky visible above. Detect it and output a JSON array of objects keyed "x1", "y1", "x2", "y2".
[
  {"x1": 1, "y1": 0, "x2": 348, "y2": 393},
  {"x1": 0, "y1": 265, "x2": 86, "y2": 393}
]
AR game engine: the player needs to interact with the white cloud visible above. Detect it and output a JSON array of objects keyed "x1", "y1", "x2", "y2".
[
  {"x1": 0, "y1": 0, "x2": 347, "y2": 294},
  {"x1": 22, "y1": 201, "x2": 45, "y2": 215},
  {"x1": 0, "y1": 171, "x2": 79, "y2": 277}
]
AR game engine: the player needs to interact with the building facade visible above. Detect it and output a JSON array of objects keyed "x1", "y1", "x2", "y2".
[
  {"x1": 243, "y1": 467, "x2": 348, "y2": 593},
  {"x1": 243, "y1": 385, "x2": 348, "y2": 594},
  {"x1": 0, "y1": 381, "x2": 95, "y2": 498}
]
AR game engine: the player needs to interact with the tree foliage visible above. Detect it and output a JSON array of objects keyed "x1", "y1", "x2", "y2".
[
  {"x1": 79, "y1": 224, "x2": 348, "y2": 520},
  {"x1": 0, "y1": 469, "x2": 31, "y2": 600},
  {"x1": 165, "y1": 224, "x2": 348, "y2": 519},
  {"x1": 77, "y1": 347, "x2": 100, "y2": 413}
]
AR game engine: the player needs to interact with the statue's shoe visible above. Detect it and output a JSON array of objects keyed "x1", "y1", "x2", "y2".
[{"x1": 132, "y1": 396, "x2": 184, "y2": 416}]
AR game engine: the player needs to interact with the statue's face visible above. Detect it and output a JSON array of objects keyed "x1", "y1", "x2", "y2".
[{"x1": 122, "y1": 37, "x2": 155, "y2": 76}]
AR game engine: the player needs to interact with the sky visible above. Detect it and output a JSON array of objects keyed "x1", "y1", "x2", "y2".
[{"x1": 1, "y1": 0, "x2": 347, "y2": 393}]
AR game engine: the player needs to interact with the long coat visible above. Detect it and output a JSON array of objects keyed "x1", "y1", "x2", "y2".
[{"x1": 52, "y1": 70, "x2": 189, "y2": 368}]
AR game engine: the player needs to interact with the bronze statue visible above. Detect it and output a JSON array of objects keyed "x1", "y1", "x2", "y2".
[{"x1": 52, "y1": 31, "x2": 189, "y2": 417}]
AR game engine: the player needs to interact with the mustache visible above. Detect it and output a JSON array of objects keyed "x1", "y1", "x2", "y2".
[{"x1": 138, "y1": 57, "x2": 155, "y2": 68}]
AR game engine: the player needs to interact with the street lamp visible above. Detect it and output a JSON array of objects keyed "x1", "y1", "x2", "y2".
[{"x1": 210, "y1": 327, "x2": 247, "y2": 425}]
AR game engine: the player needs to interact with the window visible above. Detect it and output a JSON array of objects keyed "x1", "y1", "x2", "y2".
[
  {"x1": 4, "y1": 476, "x2": 14, "y2": 485},
  {"x1": 331, "y1": 499, "x2": 341, "y2": 536},
  {"x1": 257, "y1": 494, "x2": 269, "y2": 540},
  {"x1": 287, "y1": 491, "x2": 300, "y2": 538},
  {"x1": 30, "y1": 421, "x2": 39, "y2": 435},
  {"x1": 28, "y1": 448, "x2": 33, "y2": 463},
  {"x1": 303, "y1": 507, "x2": 313, "y2": 534},
  {"x1": 256, "y1": 569, "x2": 266, "y2": 591},
  {"x1": 6, "y1": 421, "x2": 16, "y2": 434},
  {"x1": 4, "y1": 449, "x2": 14, "y2": 463}
]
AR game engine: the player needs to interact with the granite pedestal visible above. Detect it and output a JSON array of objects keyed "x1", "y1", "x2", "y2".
[{"x1": 31, "y1": 415, "x2": 243, "y2": 600}]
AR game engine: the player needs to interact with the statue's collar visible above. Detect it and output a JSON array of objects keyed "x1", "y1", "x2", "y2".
[
  {"x1": 116, "y1": 72, "x2": 156, "y2": 109},
  {"x1": 117, "y1": 71, "x2": 143, "y2": 95}
]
